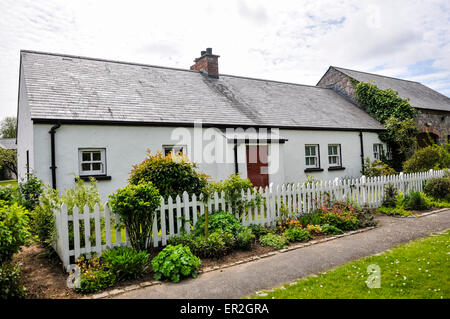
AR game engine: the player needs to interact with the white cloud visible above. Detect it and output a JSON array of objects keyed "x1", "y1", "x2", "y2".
[{"x1": 0, "y1": 0, "x2": 449, "y2": 120}]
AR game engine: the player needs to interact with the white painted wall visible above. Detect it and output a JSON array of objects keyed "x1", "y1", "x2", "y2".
[
  {"x1": 31, "y1": 123, "x2": 384, "y2": 200},
  {"x1": 17, "y1": 63, "x2": 34, "y2": 182}
]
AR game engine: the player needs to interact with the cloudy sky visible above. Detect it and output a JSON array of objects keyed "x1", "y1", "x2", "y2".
[{"x1": 0, "y1": 0, "x2": 449, "y2": 120}]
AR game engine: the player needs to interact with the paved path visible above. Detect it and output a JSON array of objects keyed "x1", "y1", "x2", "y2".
[{"x1": 114, "y1": 210, "x2": 450, "y2": 299}]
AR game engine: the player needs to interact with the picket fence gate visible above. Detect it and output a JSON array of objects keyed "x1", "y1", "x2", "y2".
[{"x1": 53, "y1": 169, "x2": 444, "y2": 271}]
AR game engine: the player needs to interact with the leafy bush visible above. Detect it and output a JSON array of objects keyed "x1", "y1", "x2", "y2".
[
  {"x1": 129, "y1": 151, "x2": 209, "y2": 199},
  {"x1": 0, "y1": 186, "x2": 19, "y2": 206},
  {"x1": 382, "y1": 184, "x2": 398, "y2": 208},
  {"x1": 109, "y1": 182, "x2": 161, "y2": 250},
  {"x1": 235, "y1": 227, "x2": 255, "y2": 250},
  {"x1": 321, "y1": 211, "x2": 359, "y2": 230},
  {"x1": 404, "y1": 191, "x2": 430, "y2": 211},
  {"x1": 76, "y1": 269, "x2": 116, "y2": 294},
  {"x1": 377, "y1": 206, "x2": 414, "y2": 217},
  {"x1": 247, "y1": 224, "x2": 270, "y2": 239},
  {"x1": 18, "y1": 173, "x2": 43, "y2": 211},
  {"x1": 403, "y1": 144, "x2": 450, "y2": 173},
  {"x1": 424, "y1": 177, "x2": 450, "y2": 201},
  {"x1": 321, "y1": 224, "x2": 343, "y2": 235},
  {"x1": 358, "y1": 207, "x2": 377, "y2": 228},
  {"x1": 284, "y1": 227, "x2": 311, "y2": 242},
  {"x1": 297, "y1": 212, "x2": 322, "y2": 228},
  {"x1": 277, "y1": 216, "x2": 302, "y2": 233},
  {"x1": 102, "y1": 247, "x2": 149, "y2": 281},
  {"x1": 259, "y1": 233, "x2": 288, "y2": 250},
  {"x1": 362, "y1": 158, "x2": 396, "y2": 177},
  {"x1": 306, "y1": 224, "x2": 322, "y2": 235},
  {"x1": 194, "y1": 210, "x2": 242, "y2": 237},
  {"x1": 32, "y1": 188, "x2": 60, "y2": 247},
  {"x1": 151, "y1": 244, "x2": 201, "y2": 283},
  {"x1": 0, "y1": 203, "x2": 30, "y2": 263},
  {"x1": 208, "y1": 174, "x2": 258, "y2": 218},
  {"x1": 0, "y1": 263, "x2": 26, "y2": 299}
]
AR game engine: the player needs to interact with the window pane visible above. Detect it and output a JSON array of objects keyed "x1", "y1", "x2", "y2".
[
  {"x1": 310, "y1": 147, "x2": 316, "y2": 156},
  {"x1": 92, "y1": 163, "x2": 101, "y2": 171},
  {"x1": 81, "y1": 163, "x2": 91, "y2": 171},
  {"x1": 92, "y1": 152, "x2": 101, "y2": 161},
  {"x1": 82, "y1": 152, "x2": 91, "y2": 161},
  {"x1": 305, "y1": 147, "x2": 310, "y2": 156},
  {"x1": 310, "y1": 158, "x2": 316, "y2": 166}
]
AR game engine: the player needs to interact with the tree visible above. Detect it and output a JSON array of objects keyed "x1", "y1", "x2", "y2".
[
  {"x1": 0, "y1": 117, "x2": 17, "y2": 138},
  {"x1": 0, "y1": 148, "x2": 17, "y2": 177}
]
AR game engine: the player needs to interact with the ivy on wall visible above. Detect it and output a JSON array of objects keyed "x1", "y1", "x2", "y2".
[{"x1": 353, "y1": 81, "x2": 419, "y2": 170}]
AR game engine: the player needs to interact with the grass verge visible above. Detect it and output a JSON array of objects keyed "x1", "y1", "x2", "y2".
[{"x1": 252, "y1": 230, "x2": 449, "y2": 299}]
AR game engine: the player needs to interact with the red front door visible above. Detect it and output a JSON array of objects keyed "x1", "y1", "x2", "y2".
[{"x1": 246, "y1": 145, "x2": 269, "y2": 188}]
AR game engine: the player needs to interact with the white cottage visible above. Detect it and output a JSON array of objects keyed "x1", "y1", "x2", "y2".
[{"x1": 17, "y1": 48, "x2": 386, "y2": 200}]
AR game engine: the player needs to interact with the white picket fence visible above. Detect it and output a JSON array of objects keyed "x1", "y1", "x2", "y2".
[{"x1": 53, "y1": 169, "x2": 444, "y2": 271}]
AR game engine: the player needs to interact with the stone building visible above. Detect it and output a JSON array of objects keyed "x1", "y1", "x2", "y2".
[{"x1": 317, "y1": 66, "x2": 450, "y2": 146}]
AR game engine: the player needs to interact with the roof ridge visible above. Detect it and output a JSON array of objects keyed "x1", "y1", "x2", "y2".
[
  {"x1": 219, "y1": 73, "x2": 329, "y2": 89},
  {"x1": 332, "y1": 66, "x2": 422, "y2": 85}
]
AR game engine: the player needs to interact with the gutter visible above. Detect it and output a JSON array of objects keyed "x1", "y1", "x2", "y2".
[
  {"x1": 233, "y1": 139, "x2": 239, "y2": 175},
  {"x1": 49, "y1": 123, "x2": 61, "y2": 189},
  {"x1": 359, "y1": 131, "x2": 365, "y2": 175}
]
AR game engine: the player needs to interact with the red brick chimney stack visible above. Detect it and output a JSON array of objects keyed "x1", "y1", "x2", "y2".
[{"x1": 190, "y1": 48, "x2": 220, "y2": 78}]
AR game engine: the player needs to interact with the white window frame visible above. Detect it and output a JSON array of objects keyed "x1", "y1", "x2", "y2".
[
  {"x1": 373, "y1": 143, "x2": 383, "y2": 161},
  {"x1": 78, "y1": 148, "x2": 106, "y2": 176},
  {"x1": 305, "y1": 144, "x2": 320, "y2": 168},
  {"x1": 163, "y1": 145, "x2": 186, "y2": 157},
  {"x1": 328, "y1": 144, "x2": 341, "y2": 167}
]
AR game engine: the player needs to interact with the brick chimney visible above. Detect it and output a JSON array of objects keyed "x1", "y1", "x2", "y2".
[{"x1": 190, "y1": 48, "x2": 220, "y2": 78}]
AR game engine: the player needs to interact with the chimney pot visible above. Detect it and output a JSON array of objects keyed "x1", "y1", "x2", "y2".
[
  {"x1": 201, "y1": 50, "x2": 206, "y2": 56},
  {"x1": 190, "y1": 47, "x2": 220, "y2": 78},
  {"x1": 206, "y1": 48, "x2": 212, "y2": 54}
]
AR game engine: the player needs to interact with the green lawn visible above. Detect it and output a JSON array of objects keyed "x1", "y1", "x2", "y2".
[
  {"x1": 252, "y1": 230, "x2": 449, "y2": 299},
  {"x1": 0, "y1": 179, "x2": 17, "y2": 187}
]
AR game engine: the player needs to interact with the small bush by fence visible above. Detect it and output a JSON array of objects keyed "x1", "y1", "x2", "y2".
[{"x1": 54, "y1": 169, "x2": 444, "y2": 271}]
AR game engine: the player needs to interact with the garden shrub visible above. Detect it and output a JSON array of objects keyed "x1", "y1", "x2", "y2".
[
  {"x1": 306, "y1": 224, "x2": 322, "y2": 235},
  {"x1": 194, "y1": 210, "x2": 242, "y2": 237},
  {"x1": 404, "y1": 191, "x2": 430, "y2": 211},
  {"x1": 32, "y1": 188, "x2": 60, "y2": 247},
  {"x1": 75, "y1": 269, "x2": 116, "y2": 294},
  {"x1": 102, "y1": 246, "x2": 150, "y2": 281},
  {"x1": 151, "y1": 244, "x2": 201, "y2": 283},
  {"x1": 362, "y1": 158, "x2": 396, "y2": 177},
  {"x1": 0, "y1": 203, "x2": 30, "y2": 263},
  {"x1": 259, "y1": 233, "x2": 288, "y2": 250},
  {"x1": 0, "y1": 263, "x2": 26, "y2": 299},
  {"x1": 377, "y1": 206, "x2": 414, "y2": 217},
  {"x1": 382, "y1": 184, "x2": 398, "y2": 208},
  {"x1": 129, "y1": 151, "x2": 209, "y2": 199},
  {"x1": 0, "y1": 186, "x2": 19, "y2": 206},
  {"x1": 357, "y1": 207, "x2": 377, "y2": 228},
  {"x1": 321, "y1": 224, "x2": 343, "y2": 235},
  {"x1": 297, "y1": 212, "x2": 322, "y2": 228},
  {"x1": 284, "y1": 227, "x2": 311, "y2": 242},
  {"x1": 235, "y1": 227, "x2": 255, "y2": 250},
  {"x1": 247, "y1": 224, "x2": 270, "y2": 239},
  {"x1": 403, "y1": 144, "x2": 450, "y2": 173},
  {"x1": 424, "y1": 177, "x2": 450, "y2": 201},
  {"x1": 321, "y1": 211, "x2": 359, "y2": 230},
  {"x1": 109, "y1": 182, "x2": 161, "y2": 250},
  {"x1": 18, "y1": 173, "x2": 43, "y2": 212},
  {"x1": 277, "y1": 216, "x2": 302, "y2": 233}
]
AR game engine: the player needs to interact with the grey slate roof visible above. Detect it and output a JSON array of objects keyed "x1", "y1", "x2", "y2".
[
  {"x1": 333, "y1": 66, "x2": 450, "y2": 112},
  {"x1": 0, "y1": 138, "x2": 16, "y2": 150},
  {"x1": 20, "y1": 51, "x2": 385, "y2": 131}
]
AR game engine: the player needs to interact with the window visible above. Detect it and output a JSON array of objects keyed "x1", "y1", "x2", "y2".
[
  {"x1": 373, "y1": 144, "x2": 383, "y2": 160},
  {"x1": 305, "y1": 144, "x2": 320, "y2": 168},
  {"x1": 328, "y1": 144, "x2": 341, "y2": 167},
  {"x1": 163, "y1": 145, "x2": 186, "y2": 156},
  {"x1": 79, "y1": 149, "x2": 106, "y2": 176}
]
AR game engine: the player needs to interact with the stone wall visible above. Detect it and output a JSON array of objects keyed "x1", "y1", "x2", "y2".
[{"x1": 317, "y1": 67, "x2": 359, "y2": 106}]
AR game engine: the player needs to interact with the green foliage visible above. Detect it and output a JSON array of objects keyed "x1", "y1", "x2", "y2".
[
  {"x1": 102, "y1": 246, "x2": 149, "y2": 281},
  {"x1": 63, "y1": 177, "x2": 104, "y2": 213},
  {"x1": 0, "y1": 185, "x2": 19, "y2": 206},
  {"x1": 235, "y1": 227, "x2": 255, "y2": 250},
  {"x1": 109, "y1": 182, "x2": 161, "y2": 251},
  {"x1": 0, "y1": 149, "x2": 17, "y2": 177},
  {"x1": 320, "y1": 224, "x2": 344, "y2": 235},
  {"x1": 306, "y1": 224, "x2": 323, "y2": 235},
  {"x1": 321, "y1": 211, "x2": 359, "y2": 230},
  {"x1": 194, "y1": 210, "x2": 242, "y2": 237},
  {"x1": 382, "y1": 184, "x2": 398, "y2": 207},
  {"x1": 0, "y1": 117, "x2": 17, "y2": 138},
  {"x1": 18, "y1": 173, "x2": 44, "y2": 211},
  {"x1": 0, "y1": 263, "x2": 26, "y2": 299},
  {"x1": 424, "y1": 177, "x2": 450, "y2": 201},
  {"x1": 151, "y1": 244, "x2": 201, "y2": 283},
  {"x1": 404, "y1": 191, "x2": 430, "y2": 211},
  {"x1": 354, "y1": 82, "x2": 419, "y2": 168},
  {"x1": 358, "y1": 207, "x2": 377, "y2": 228},
  {"x1": 284, "y1": 227, "x2": 311, "y2": 242},
  {"x1": 377, "y1": 206, "x2": 414, "y2": 217},
  {"x1": 259, "y1": 233, "x2": 288, "y2": 250},
  {"x1": 208, "y1": 174, "x2": 258, "y2": 218},
  {"x1": 403, "y1": 144, "x2": 450, "y2": 173},
  {"x1": 362, "y1": 158, "x2": 396, "y2": 177},
  {"x1": 297, "y1": 212, "x2": 322, "y2": 228},
  {"x1": 76, "y1": 269, "x2": 116, "y2": 294},
  {"x1": 129, "y1": 151, "x2": 209, "y2": 199},
  {"x1": 0, "y1": 203, "x2": 30, "y2": 263},
  {"x1": 247, "y1": 224, "x2": 270, "y2": 239},
  {"x1": 32, "y1": 188, "x2": 59, "y2": 247}
]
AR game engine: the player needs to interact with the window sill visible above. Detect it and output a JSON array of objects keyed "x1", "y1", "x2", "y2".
[
  {"x1": 304, "y1": 168, "x2": 324, "y2": 173},
  {"x1": 77, "y1": 175, "x2": 112, "y2": 181},
  {"x1": 328, "y1": 166, "x2": 346, "y2": 171}
]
